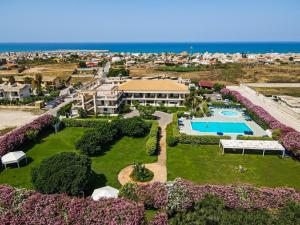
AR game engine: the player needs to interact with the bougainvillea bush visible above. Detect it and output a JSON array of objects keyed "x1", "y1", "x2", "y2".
[
  {"x1": 133, "y1": 179, "x2": 300, "y2": 211},
  {"x1": 0, "y1": 114, "x2": 54, "y2": 157},
  {"x1": 0, "y1": 184, "x2": 145, "y2": 225},
  {"x1": 221, "y1": 88, "x2": 300, "y2": 156}
]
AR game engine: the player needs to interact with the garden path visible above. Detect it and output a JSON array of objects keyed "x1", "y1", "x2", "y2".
[{"x1": 118, "y1": 111, "x2": 172, "y2": 185}]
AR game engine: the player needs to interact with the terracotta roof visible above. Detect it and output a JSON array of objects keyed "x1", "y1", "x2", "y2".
[{"x1": 118, "y1": 80, "x2": 189, "y2": 92}]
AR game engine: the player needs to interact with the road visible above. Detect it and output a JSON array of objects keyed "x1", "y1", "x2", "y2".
[
  {"x1": 245, "y1": 83, "x2": 300, "y2": 88},
  {"x1": 228, "y1": 85, "x2": 300, "y2": 132}
]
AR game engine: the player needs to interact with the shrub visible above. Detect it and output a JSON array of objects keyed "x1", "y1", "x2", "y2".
[
  {"x1": 62, "y1": 118, "x2": 108, "y2": 127},
  {"x1": 25, "y1": 130, "x2": 39, "y2": 141},
  {"x1": 150, "y1": 212, "x2": 168, "y2": 225},
  {"x1": 178, "y1": 134, "x2": 231, "y2": 145},
  {"x1": 78, "y1": 108, "x2": 88, "y2": 118},
  {"x1": 57, "y1": 103, "x2": 72, "y2": 116},
  {"x1": 0, "y1": 114, "x2": 54, "y2": 157},
  {"x1": 0, "y1": 185, "x2": 145, "y2": 225},
  {"x1": 130, "y1": 163, "x2": 154, "y2": 182},
  {"x1": 76, "y1": 123, "x2": 118, "y2": 156},
  {"x1": 146, "y1": 137, "x2": 157, "y2": 156},
  {"x1": 167, "y1": 136, "x2": 178, "y2": 147},
  {"x1": 237, "y1": 135, "x2": 273, "y2": 140},
  {"x1": 272, "y1": 128, "x2": 282, "y2": 140},
  {"x1": 118, "y1": 182, "x2": 139, "y2": 202},
  {"x1": 112, "y1": 117, "x2": 150, "y2": 137},
  {"x1": 31, "y1": 152, "x2": 92, "y2": 196},
  {"x1": 146, "y1": 122, "x2": 159, "y2": 155}
]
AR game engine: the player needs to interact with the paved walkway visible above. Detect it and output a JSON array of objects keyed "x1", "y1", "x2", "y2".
[
  {"x1": 228, "y1": 85, "x2": 300, "y2": 132},
  {"x1": 123, "y1": 108, "x2": 140, "y2": 119},
  {"x1": 118, "y1": 111, "x2": 172, "y2": 185}
]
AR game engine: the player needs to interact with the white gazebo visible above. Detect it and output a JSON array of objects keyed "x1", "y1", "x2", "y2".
[
  {"x1": 1, "y1": 151, "x2": 27, "y2": 169},
  {"x1": 91, "y1": 186, "x2": 119, "y2": 201}
]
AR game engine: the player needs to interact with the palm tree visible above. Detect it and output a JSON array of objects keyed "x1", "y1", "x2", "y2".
[{"x1": 185, "y1": 91, "x2": 203, "y2": 112}]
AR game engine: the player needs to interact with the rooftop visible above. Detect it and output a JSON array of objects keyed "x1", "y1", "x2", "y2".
[{"x1": 118, "y1": 80, "x2": 189, "y2": 92}]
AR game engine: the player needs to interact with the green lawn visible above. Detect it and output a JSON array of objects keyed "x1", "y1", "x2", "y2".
[
  {"x1": 167, "y1": 144, "x2": 300, "y2": 191},
  {"x1": 0, "y1": 128, "x2": 156, "y2": 189}
]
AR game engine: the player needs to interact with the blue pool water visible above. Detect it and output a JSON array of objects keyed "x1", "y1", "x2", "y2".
[
  {"x1": 220, "y1": 110, "x2": 239, "y2": 117},
  {"x1": 191, "y1": 122, "x2": 252, "y2": 134}
]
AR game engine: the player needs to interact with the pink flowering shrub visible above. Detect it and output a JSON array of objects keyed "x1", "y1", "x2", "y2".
[
  {"x1": 136, "y1": 182, "x2": 168, "y2": 209},
  {"x1": 0, "y1": 185, "x2": 145, "y2": 225},
  {"x1": 220, "y1": 88, "x2": 300, "y2": 156},
  {"x1": 133, "y1": 179, "x2": 300, "y2": 211},
  {"x1": 150, "y1": 212, "x2": 168, "y2": 225},
  {"x1": 282, "y1": 132, "x2": 300, "y2": 156},
  {"x1": 173, "y1": 179, "x2": 300, "y2": 209},
  {"x1": 0, "y1": 114, "x2": 54, "y2": 157}
]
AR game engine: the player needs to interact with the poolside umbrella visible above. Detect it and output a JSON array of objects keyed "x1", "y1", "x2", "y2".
[
  {"x1": 1, "y1": 151, "x2": 27, "y2": 169},
  {"x1": 91, "y1": 186, "x2": 119, "y2": 201}
]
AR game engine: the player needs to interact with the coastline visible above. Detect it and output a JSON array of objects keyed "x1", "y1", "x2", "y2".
[{"x1": 1, "y1": 42, "x2": 300, "y2": 53}]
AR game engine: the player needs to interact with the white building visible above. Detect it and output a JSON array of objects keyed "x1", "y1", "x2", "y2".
[
  {"x1": 76, "y1": 78, "x2": 190, "y2": 115},
  {"x1": 0, "y1": 83, "x2": 31, "y2": 101}
]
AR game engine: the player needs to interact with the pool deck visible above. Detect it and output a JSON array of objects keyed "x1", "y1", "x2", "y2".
[{"x1": 179, "y1": 108, "x2": 266, "y2": 138}]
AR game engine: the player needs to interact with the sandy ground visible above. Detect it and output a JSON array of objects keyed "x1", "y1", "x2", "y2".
[{"x1": 0, "y1": 109, "x2": 39, "y2": 130}]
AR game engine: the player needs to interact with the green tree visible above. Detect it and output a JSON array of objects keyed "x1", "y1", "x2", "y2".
[
  {"x1": 34, "y1": 73, "x2": 43, "y2": 95},
  {"x1": 31, "y1": 152, "x2": 92, "y2": 196},
  {"x1": 75, "y1": 123, "x2": 118, "y2": 156},
  {"x1": 184, "y1": 91, "x2": 203, "y2": 112}
]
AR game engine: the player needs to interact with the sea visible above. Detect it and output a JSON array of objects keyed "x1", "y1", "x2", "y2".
[{"x1": 0, "y1": 42, "x2": 300, "y2": 53}]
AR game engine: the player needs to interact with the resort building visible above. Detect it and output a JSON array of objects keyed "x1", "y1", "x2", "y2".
[
  {"x1": 75, "y1": 78, "x2": 190, "y2": 115},
  {"x1": 0, "y1": 83, "x2": 31, "y2": 101}
]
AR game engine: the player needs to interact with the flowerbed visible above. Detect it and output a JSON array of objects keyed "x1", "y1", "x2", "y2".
[
  {"x1": 0, "y1": 184, "x2": 145, "y2": 225},
  {"x1": 0, "y1": 114, "x2": 54, "y2": 157},
  {"x1": 221, "y1": 88, "x2": 300, "y2": 156}
]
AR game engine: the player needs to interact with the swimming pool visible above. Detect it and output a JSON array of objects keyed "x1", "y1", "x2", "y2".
[
  {"x1": 220, "y1": 110, "x2": 239, "y2": 117},
  {"x1": 191, "y1": 121, "x2": 252, "y2": 134}
]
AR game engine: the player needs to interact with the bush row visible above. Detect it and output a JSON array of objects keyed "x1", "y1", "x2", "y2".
[
  {"x1": 221, "y1": 88, "x2": 300, "y2": 156},
  {"x1": 146, "y1": 122, "x2": 159, "y2": 156},
  {"x1": 236, "y1": 135, "x2": 273, "y2": 140},
  {"x1": 0, "y1": 184, "x2": 145, "y2": 225},
  {"x1": 61, "y1": 118, "x2": 109, "y2": 127},
  {"x1": 0, "y1": 114, "x2": 55, "y2": 157},
  {"x1": 178, "y1": 134, "x2": 231, "y2": 145},
  {"x1": 120, "y1": 178, "x2": 300, "y2": 211}
]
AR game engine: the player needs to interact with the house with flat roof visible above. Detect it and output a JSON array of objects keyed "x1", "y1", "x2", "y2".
[
  {"x1": 0, "y1": 83, "x2": 31, "y2": 101},
  {"x1": 76, "y1": 78, "x2": 190, "y2": 115}
]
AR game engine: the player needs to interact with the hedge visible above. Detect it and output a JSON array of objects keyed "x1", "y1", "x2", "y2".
[
  {"x1": 61, "y1": 118, "x2": 108, "y2": 127},
  {"x1": 0, "y1": 114, "x2": 54, "y2": 157},
  {"x1": 146, "y1": 122, "x2": 159, "y2": 155},
  {"x1": 0, "y1": 185, "x2": 145, "y2": 224},
  {"x1": 178, "y1": 134, "x2": 231, "y2": 145},
  {"x1": 237, "y1": 135, "x2": 273, "y2": 140}
]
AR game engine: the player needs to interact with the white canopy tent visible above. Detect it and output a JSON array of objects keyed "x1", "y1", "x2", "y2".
[
  {"x1": 1, "y1": 151, "x2": 27, "y2": 169},
  {"x1": 219, "y1": 139, "x2": 285, "y2": 157},
  {"x1": 91, "y1": 186, "x2": 119, "y2": 201}
]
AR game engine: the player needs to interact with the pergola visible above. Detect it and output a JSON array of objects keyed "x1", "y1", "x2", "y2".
[
  {"x1": 1, "y1": 151, "x2": 27, "y2": 169},
  {"x1": 219, "y1": 139, "x2": 285, "y2": 157}
]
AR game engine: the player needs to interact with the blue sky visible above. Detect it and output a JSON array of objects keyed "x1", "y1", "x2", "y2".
[{"x1": 1, "y1": 0, "x2": 300, "y2": 42}]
